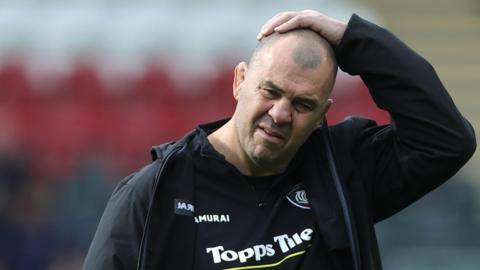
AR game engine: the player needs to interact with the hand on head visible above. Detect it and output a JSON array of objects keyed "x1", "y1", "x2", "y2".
[{"x1": 257, "y1": 10, "x2": 347, "y2": 46}]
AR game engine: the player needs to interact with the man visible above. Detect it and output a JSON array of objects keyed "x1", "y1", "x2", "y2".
[{"x1": 83, "y1": 10, "x2": 476, "y2": 270}]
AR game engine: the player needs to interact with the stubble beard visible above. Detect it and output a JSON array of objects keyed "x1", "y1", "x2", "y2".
[
  {"x1": 245, "y1": 123, "x2": 292, "y2": 174},
  {"x1": 234, "y1": 109, "x2": 293, "y2": 174}
]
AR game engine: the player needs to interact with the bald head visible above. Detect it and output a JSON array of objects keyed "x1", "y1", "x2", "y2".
[{"x1": 249, "y1": 29, "x2": 338, "y2": 91}]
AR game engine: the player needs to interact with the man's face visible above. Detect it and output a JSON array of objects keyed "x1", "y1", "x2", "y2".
[{"x1": 232, "y1": 37, "x2": 334, "y2": 173}]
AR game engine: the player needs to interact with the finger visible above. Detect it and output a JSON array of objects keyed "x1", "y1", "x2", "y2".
[
  {"x1": 273, "y1": 16, "x2": 300, "y2": 33},
  {"x1": 261, "y1": 12, "x2": 293, "y2": 33},
  {"x1": 257, "y1": 12, "x2": 296, "y2": 40},
  {"x1": 257, "y1": 13, "x2": 290, "y2": 39},
  {"x1": 274, "y1": 15, "x2": 312, "y2": 33}
]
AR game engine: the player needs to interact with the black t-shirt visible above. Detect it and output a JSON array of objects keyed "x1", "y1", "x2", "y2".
[{"x1": 191, "y1": 131, "x2": 334, "y2": 270}]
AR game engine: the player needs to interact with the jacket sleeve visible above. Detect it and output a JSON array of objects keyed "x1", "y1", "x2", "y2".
[
  {"x1": 335, "y1": 14, "x2": 476, "y2": 222},
  {"x1": 82, "y1": 162, "x2": 158, "y2": 270}
]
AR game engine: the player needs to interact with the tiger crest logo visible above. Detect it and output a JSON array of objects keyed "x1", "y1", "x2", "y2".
[{"x1": 286, "y1": 183, "x2": 311, "y2": 209}]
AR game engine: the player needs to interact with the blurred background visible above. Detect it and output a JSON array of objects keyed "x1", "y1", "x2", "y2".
[{"x1": 0, "y1": 0, "x2": 478, "y2": 269}]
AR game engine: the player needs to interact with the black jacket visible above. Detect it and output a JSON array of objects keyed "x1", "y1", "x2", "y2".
[{"x1": 83, "y1": 14, "x2": 476, "y2": 270}]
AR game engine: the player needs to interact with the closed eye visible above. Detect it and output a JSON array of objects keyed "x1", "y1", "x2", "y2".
[
  {"x1": 293, "y1": 102, "x2": 313, "y2": 113},
  {"x1": 261, "y1": 88, "x2": 281, "y2": 99}
]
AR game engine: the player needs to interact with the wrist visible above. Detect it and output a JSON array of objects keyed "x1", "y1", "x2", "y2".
[{"x1": 315, "y1": 16, "x2": 347, "y2": 46}]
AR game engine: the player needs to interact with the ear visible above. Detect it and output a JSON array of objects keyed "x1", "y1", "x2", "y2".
[
  {"x1": 315, "y1": 99, "x2": 333, "y2": 128},
  {"x1": 233, "y1": 62, "x2": 248, "y2": 101}
]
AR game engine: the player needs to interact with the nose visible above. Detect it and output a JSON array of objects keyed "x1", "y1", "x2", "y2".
[{"x1": 268, "y1": 98, "x2": 292, "y2": 124}]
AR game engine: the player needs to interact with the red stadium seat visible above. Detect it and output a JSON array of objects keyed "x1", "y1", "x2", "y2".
[
  {"x1": 328, "y1": 72, "x2": 390, "y2": 125},
  {"x1": 0, "y1": 59, "x2": 32, "y2": 107},
  {"x1": 135, "y1": 62, "x2": 179, "y2": 106}
]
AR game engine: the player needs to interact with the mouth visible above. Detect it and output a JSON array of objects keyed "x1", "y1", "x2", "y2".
[
  {"x1": 262, "y1": 127, "x2": 284, "y2": 139},
  {"x1": 257, "y1": 125, "x2": 286, "y2": 143}
]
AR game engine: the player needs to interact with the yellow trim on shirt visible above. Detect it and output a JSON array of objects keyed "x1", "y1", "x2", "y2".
[{"x1": 223, "y1": 250, "x2": 306, "y2": 270}]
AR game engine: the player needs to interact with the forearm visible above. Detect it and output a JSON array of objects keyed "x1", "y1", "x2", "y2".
[
  {"x1": 336, "y1": 14, "x2": 476, "y2": 221},
  {"x1": 337, "y1": 14, "x2": 475, "y2": 161}
]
